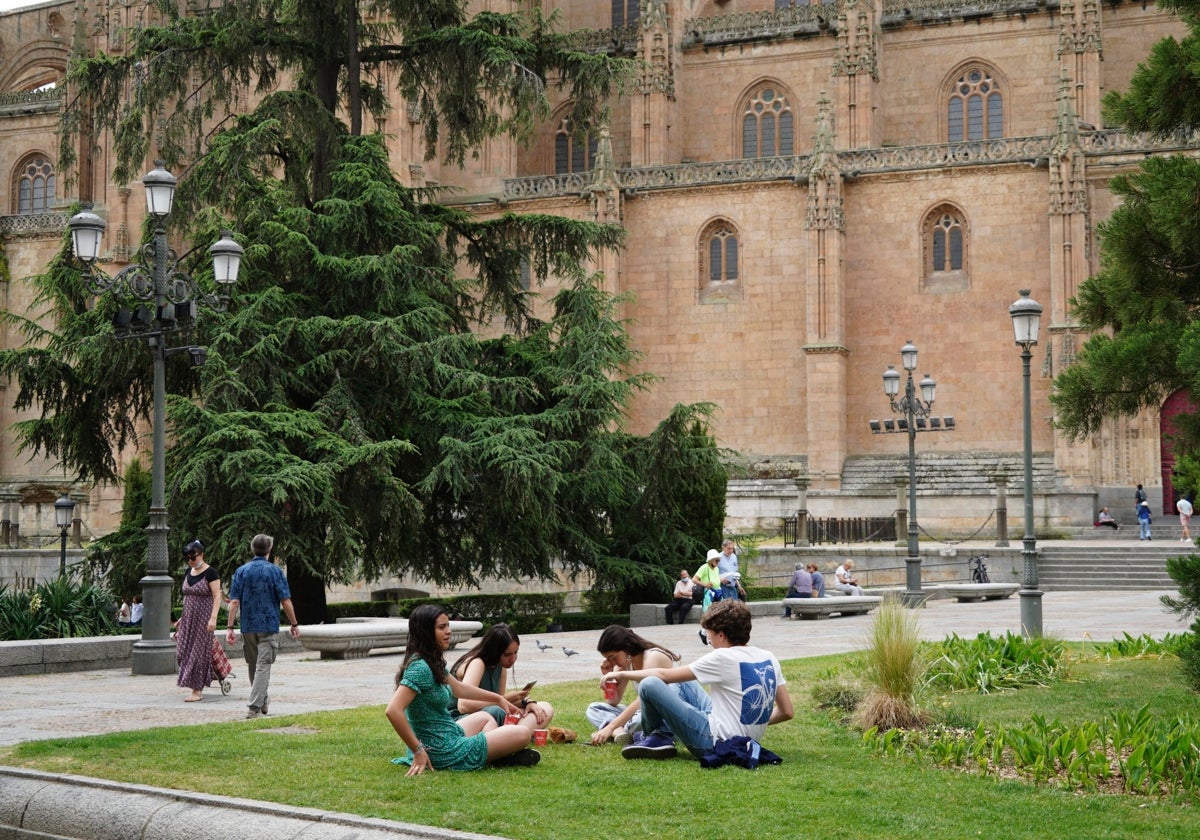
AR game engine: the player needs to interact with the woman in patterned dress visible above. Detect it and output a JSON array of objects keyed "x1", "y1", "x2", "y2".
[
  {"x1": 385, "y1": 605, "x2": 540, "y2": 775},
  {"x1": 174, "y1": 539, "x2": 221, "y2": 702}
]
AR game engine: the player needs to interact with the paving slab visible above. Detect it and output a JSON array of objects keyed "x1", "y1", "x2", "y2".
[{"x1": 0, "y1": 589, "x2": 1185, "y2": 748}]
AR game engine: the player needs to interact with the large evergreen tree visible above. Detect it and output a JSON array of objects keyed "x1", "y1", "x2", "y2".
[
  {"x1": 1052, "y1": 0, "x2": 1200, "y2": 441},
  {"x1": 1051, "y1": 0, "x2": 1200, "y2": 689},
  {"x1": 0, "y1": 0, "x2": 725, "y2": 621}
]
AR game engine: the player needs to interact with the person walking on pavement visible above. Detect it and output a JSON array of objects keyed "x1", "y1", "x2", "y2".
[
  {"x1": 225, "y1": 534, "x2": 300, "y2": 718},
  {"x1": 1177, "y1": 495, "x2": 1193, "y2": 542},
  {"x1": 1137, "y1": 501, "x2": 1153, "y2": 541}
]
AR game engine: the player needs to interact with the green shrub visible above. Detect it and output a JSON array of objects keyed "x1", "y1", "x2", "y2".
[
  {"x1": 743, "y1": 585, "x2": 786, "y2": 601},
  {"x1": 923, "y1": 631, "x2": 1069, "y2": 693},
  {"x1": 1162, "y1": 554, "x2": 1200, "y2": 692},
  {"x1": 323, "y1": 593, "x2": 565, "y2": 631},
  {"x1": 552, "y1": 613, "x2": 628, "y2": 633},
  {"x1": 854, "y1": 596, "x2": 926, "y2": 731},
  {"x1": 0, "y1": 575, "x2": 117, "y2": 640}
]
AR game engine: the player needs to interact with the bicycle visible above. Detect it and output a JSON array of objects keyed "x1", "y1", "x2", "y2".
[{"x1": 969, "y1": 554, "x2": 990, "y2": 583}]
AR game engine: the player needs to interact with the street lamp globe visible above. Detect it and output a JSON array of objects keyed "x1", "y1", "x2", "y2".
[
  {"x1": 882, "y1": 365, "x2": 901, "y2": 397},
  {"x1": 68, "y1": 207, "x2": 107, "y2": 264},
  {"x1": 1009, "y1": 289, "x2": 1043, "y2": 347},
  {"x1": 142, "y1": 162, "x2": 178, "y2": 217},
  {"x1": 920, "y1": 374, "x2": 936, "y2": 404},
  {"x1": 900, "y1": 340, "x2": 918, "y2": 371},
  {"x1": 210, "y1": 231, "x2": 244, "y2": 285},
  {"x1": 54, "y1": 493, "x2": 75, "y2": 530}
]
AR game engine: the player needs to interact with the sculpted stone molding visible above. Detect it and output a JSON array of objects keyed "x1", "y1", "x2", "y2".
[
  {"x1": 802, "y1": 343, "x2": 850, "y2": 356},
  {"x1": 503, "y1": 127, "x2": 1199, "y2": 201},
  {"x1": 0, "y1": 211, "x2": 69, "y2": 237}
]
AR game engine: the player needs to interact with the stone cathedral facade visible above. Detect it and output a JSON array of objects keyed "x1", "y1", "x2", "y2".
[{"x1": 0, "y1": 0, "x2": 1194, "y2": 552}]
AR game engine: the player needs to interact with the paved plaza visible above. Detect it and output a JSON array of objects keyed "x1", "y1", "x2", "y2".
[{"x1": 0, "y1": 589, "x2": 1186, "y2": 748}]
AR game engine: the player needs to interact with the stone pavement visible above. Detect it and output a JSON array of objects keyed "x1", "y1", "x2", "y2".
[{"x1": 0, "y1": 589, "x2": 1186, "y2": 748}]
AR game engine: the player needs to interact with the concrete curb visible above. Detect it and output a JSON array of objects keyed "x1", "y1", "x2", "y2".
[{"x1": 0, "y1": 766, "x2": 506, "y2": 840}]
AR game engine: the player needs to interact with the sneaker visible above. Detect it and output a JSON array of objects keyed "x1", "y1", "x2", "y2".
[
  {"x1": 260, "y1": 701, "x2": 269, "y2": 715},
  {"x1": 621, "y1": 733, "x2": 677, "y2": 760},
  {"x1": 549, "y1": 726, "x2": 578, "y2": 744},
  {"x1": 613, "y1": 726, "x2": 633, "y2": 746},
  {"x1": 245, "y1": 706, "x2": 263, "y2": 719},
  {"x1": 493, "y1": 748, "x2": 541, "y2": 768}
]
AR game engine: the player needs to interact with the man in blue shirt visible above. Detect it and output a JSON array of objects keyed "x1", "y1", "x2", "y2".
[
  {"x1": 225, "y1": 534, "x2": 300, "y2": 718},
  {"x1": 717, "y1": 539, "x2": 741, "y2": 601}
]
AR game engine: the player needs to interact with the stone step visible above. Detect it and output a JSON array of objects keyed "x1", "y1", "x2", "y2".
[{"x1": 840, "y1": 451, "x2": 1057, "y2": 494}]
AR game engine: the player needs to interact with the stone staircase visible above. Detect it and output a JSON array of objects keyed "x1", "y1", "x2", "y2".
[
  {"x1": 840, "y1": 451, "x2": 1058, "y2": 494},
  {"x1": 1035, "y1": 543, "x2": 1185, "y2": 591}
]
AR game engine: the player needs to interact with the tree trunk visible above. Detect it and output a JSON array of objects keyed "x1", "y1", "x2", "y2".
[{"x1": 287, "y1": 563, "x2": 329, "y2": 625}]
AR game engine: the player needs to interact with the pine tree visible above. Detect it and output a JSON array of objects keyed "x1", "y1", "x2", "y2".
[{"x1": 0, "y1": 1, "x2": 723, "y2": 621}]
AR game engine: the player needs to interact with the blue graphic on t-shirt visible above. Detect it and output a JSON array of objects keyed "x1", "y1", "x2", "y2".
[{"x1": 738, "y1": 659, "x2": 777, "y2": 725}]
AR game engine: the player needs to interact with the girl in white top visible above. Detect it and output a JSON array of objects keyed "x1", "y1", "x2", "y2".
[{"x1": 589, "y1": 625, "x2": 682, "y2": 745}]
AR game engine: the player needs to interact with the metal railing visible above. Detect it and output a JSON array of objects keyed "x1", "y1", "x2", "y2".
[{"x1": 783, "y1": 515, "x2": 896, "y2": 545}]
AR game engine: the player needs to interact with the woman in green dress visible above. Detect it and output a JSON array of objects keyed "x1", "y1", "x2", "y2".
[{"x1": 386, "y1": 605, "x2": 540, "y2": 775}]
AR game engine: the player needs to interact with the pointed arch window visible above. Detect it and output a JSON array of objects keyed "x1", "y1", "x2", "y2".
[
  {"x1": 699, "y1": 220, "x2": 741, "y2": 302},
  {"x1": 947, "y1": 67, "x2": 1003, "y2": 142},
  {"x1": 612, "y1": 0, "x2": 640, "y2": 29},
  {"x1": 14, "y1": 154, "x2": 56, "y2": 214},
  {"x1": 922, "y1": 205, "x2": 969, "y2": 292},
  {"x1": 554, "y1": 117, "x2": 598, "y2": 174},
  {"x1": 742, "y1": 87, "x2": 794, "y2": 159}
]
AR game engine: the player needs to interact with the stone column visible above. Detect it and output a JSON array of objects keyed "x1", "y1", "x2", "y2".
[
  {"x1": 994, "y1": 471, "x2": 1009, "y2": 547},
  {"x1": 794, "y1": 477, "x2": 810, "y2": 548}
]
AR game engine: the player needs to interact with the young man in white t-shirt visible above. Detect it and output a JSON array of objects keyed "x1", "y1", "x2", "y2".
[
  {"x1": 615, "y1": 599, "x2": 794, "y2": 760},
  {"x1": 1178, "y1": 496, "x2": 1193, "y2": 541}
]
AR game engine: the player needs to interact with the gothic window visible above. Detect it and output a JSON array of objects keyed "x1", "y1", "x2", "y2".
[
  {"x1": 922, "y1": 205, "x2": 969, "y2": 292},
  {"x1": 947, "y1": 67, "x2": 1003, "y2": 142},
  {"x1": 13, "y1": 154, "x2": 56, "y2": 214},
  {"x1": 518, "y1": 256, "x2": 532, "y2": 292},
  {"x1": 699, "y1": 220, "x2": 741, "y2": 302},
  {"x1": 554, "y1": 117, "x2": 598, "y2": 174},
  {"x1": 741, "y1": 87, "x2": 794, "y2": 159},
  {"x1": 612, "y1": 0, "x2": 640, "y2": 28}
]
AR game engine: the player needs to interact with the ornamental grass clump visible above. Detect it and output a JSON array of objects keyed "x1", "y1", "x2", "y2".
[{"x1": 853, "y1": 596, "x2": 928, "y2": 731}]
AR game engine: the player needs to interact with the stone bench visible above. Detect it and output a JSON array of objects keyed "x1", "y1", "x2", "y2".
[
  {"x1": 781, "y1": 595, "x2": 883, "y2": 619},
  {"x1": 933, "y1": 583, "x2": 1021, "y2": 602},
  {"x1": 297, "y1": 618, "x2": 482, "y2": 660},
  {"x1": 629, "y1": 600, "x2": 784, "y2": 627}
]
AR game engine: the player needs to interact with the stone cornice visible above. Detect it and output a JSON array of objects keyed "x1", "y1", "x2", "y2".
[
  {"x1": 0, "y1": 211, "x2": 68, "y2": 237},
  {"x1": 0, "y1": 88, "x2": 60, "y2": 117},
  {"x1": 502, "y1": 130, "x2": 1200, "y2": 200},
  {"x1": 802, "y1": 343, "x2": 850, "y2": 356}
]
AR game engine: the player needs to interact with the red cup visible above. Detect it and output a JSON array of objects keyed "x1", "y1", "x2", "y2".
[
  {"x1": 505, "y1": 711, "x2": 521, "y2": 725},
  {"x1": 533, "y1": 728, "x2": 548, "y2": 746},
  {"x1": 603, "y1": 679, "x2": 619, "y2": 704}
]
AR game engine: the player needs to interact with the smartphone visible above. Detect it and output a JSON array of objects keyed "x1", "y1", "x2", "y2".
[{"x1": 522, "y1": 680, "x2": 537, "y2": 691}]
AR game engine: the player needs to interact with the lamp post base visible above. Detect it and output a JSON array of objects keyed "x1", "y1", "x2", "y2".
[
  {"x1": 902, "y1": 556, "x2": 927, "y2": 607},
  {"x1": 131, "y1": 639, "x2": 178, "y2": 675},
  {"x1": 130, "y1": 572, "x2": 177, "y2": 676},
  {"x1": 1019, "y1": 588, "x2": 1043, "y2": 638}
]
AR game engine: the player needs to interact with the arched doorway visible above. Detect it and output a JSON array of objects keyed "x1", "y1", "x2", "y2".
[{"x1": 1160, "y1": 388, "x2": 1198, "y2": 514}]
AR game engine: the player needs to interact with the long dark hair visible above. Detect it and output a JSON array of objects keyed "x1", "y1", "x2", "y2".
[
  {"x1": 450, "y1": 622, "x2": 519, "y2": 679},
  {"x1": 397, "y1": 604, "x2": 449, "y2": 686},
  {"x1": 596, "y1": 625, "x2": 680, "y2": 663}
]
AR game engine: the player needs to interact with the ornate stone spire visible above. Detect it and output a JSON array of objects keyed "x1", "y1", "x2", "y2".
[{"x1": 805, "y1": 92, "x2": 845, "y2": 231}]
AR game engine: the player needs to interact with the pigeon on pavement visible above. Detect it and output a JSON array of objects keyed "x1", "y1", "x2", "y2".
[
  {"x1": 536, "y1": 640, "x2": 554, "y2": 652},
  {"x1": 563, "y1": 647, "x2": 578, "y2": 657}
]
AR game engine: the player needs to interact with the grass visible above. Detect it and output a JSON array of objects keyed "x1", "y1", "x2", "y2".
[{"x1": 3, "y1": 653, "x2": 1198, "y2": 840}]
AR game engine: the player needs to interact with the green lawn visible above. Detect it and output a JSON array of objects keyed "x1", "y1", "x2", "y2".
[{"x1": 3, "y1": 654, "x2": 1197, "y2": 840}]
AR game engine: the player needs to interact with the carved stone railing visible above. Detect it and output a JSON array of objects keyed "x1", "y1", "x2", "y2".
[
  {"x1": 501, "y1": 171, "x2": 594, "y2": 200},
  {"x1": 839, "y1": 135, "x2": 1052, "y2": 173},
  {"x1": 564, "y1": 24, "x2": 641, "y2": 53},
  {"x1": 615, "y1": 155, "x2": 808, "y2": 191},
  {"x1": 680, "y1": 0, "x2": 1063, "y2": 47},
  {"x1": 0, "y1": 212, "x2": 68, "y2": 237},
  {"x1": 879, "y1": 0, "x2": 1057, "y2": 25},
  {"x1": 500, "y1": 130, "x2": 1200, "y2": 200},
  {"x1": 682, "y1": 4, "x2": 835, "y2": 47},
  {"x1": 0, "y1": 88, "x2": 61, "y2": 117}
]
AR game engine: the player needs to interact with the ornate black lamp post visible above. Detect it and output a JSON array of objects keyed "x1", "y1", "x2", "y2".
[
  {"x1": 54, "y1": 493, "x2": 75, "y2": 576},
  {"x1": 68, "y1": 164, "x2": 242, "y2": 675},
  {"x1": 882, "y1": 341, "x2": 937, "y2": 605},
  {"x1": 1009, "y1": 289, "x2": 1044, "y2": 638}
]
